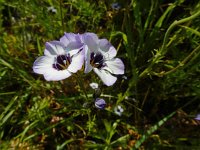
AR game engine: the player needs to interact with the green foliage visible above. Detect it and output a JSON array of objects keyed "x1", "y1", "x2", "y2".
[{"x1": 0, "y1": 0, "x2": 200, "y2": 149}]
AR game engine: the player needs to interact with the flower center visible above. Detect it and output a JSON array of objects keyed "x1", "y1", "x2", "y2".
[
  {"x1": 53, "y1": 54, "x2": 71, "y2": 70},
  {"x1": 90, "y1": 52, "x2": 105, "y2": 69}
]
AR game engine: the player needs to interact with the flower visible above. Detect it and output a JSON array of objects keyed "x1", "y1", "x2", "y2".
[
  {"x1": 33, "y1": 37, "x2": 84, "y2": 81},
  {"x1": 82, "y1": 33, "x2": 124, "y2": 86},
  {"x1": 89, "y1": 82, "x2": 99, "y2": 89},
  {"x1": 95, "y1": 98, "x2": 106, "y2": 109},
  {"x1": 194, "y1": 114, "x2": 200, "y2": 121},
  {"x1": 114, "y1": 105, "x2": 124, "y2": 116},
  {"x1": 111, "y1": 3, "x2": 121, "y2": 10},
  {"x1": 47, "y1": 6, "x2": 57, "y2": 13}
]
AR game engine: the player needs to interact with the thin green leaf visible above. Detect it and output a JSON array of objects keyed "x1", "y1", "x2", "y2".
[
  {"x1": 180, "y1": 25, "x2": 200, "y2": 37},
  {"x1": 0, "y1": 96, "x2": 17, "y2": 121},
  {"x1": 133, "y1": 112, "x2": 176, "y2": 149},
  {"x1": 0, "y1": 58, "x2": 14, "y2": 70}
]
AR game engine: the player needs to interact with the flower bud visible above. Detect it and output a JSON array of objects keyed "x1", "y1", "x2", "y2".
[{"x1": 95, "y1": 98, "x2": 106, "y2": 109}]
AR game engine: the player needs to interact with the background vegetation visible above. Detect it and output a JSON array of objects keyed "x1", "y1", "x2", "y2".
[{"x1": 0, "y1": 0, "x2": 200, "y2": 149}]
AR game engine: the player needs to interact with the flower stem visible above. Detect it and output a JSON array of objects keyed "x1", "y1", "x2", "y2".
[{"x1": 75, "y1": 73, "x2": 89, "y2": 101}]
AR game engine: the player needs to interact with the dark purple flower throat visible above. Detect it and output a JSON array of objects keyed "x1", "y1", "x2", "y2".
[
  {"x1": 53, "y1": 54, "x2": 71, "y2": 70},
  {"x1": 90, "y1": 52, "x2": 105, "y2": 69}
]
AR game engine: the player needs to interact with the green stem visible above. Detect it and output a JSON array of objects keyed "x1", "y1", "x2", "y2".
[
  {"x1": 139, "y1": 10, "x2": 200, "y2": 78},
  {"x1": 60, "y1": 0, "x2": 65, "y2": 32},
  {"x1": 75, "y1": 74, "x2": 89, "y2": 101},
  {"x1": 161, "y1": 10, "x2": 200, "y2": 54},
  {"x1": 163, "y1": 44, "x2": 200, "y2": 75}
]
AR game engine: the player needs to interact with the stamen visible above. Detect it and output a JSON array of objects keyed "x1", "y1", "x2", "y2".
[
  {"x1": 90, "y1": 52, "x2": 105, "y2": 69},
  {"x1": 53, "y1": 54, "x2": 71, "y2": 70}
]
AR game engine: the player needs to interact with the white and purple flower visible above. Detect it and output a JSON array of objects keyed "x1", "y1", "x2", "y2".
[
  {"x1": 114, "y1": 105, "x2": 124, "y2": 116},
  {"x1": 33, "y1": 33, "x2": 84, "y2": 81},
  {"x1": 33, "y1": 32, "x2": 124, "y2": 85},
  {"x1": 82, "y1": 33, "x2": 124, "y2": 86},
  {"x1": 89, "y1": 82, "x2": 99, "y2": 89}
]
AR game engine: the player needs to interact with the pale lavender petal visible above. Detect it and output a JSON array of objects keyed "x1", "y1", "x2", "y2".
[
  {"x1": 68, "y1": 49, "x2": 82, "y2": 56},
  {"x1": 84, "y1": 46, "x2": 93, "y2": 73},
  {"x1": 43, "y1": 69, "x2": 71, "y2": 81},
  {"x1": 93, "y1": 68, "x2": 117, "y2": 86},
  {"x1": 82, "y1": 33, "x2": 99, "y2": 52},
  {"x1": 195, "y1": 114, "x2": 200, "y2": 121},
  {"x1": 60, "y1": 33, "x2": 83, "y2": 51},
  {"x1": 44, "y1": 42, "x2": 57, "y2": 56},
  {"x1": 66, "y1": 42, "x2": 83, "y2": 51},
  {"x1": 99, "y1": 39, "x2": 112, "y2": 52},
  {"x1": 60, "y1": 33, "x2": 77, "y2": 46},
  {"x1": 104, "y1": 58, "x2": 124, "y2": 74},
  {"x1": 33, "y1": 56, "x2": 54, "y2": 74},
  {"x1": 98, "y1": 38, "x2": 117, "y2": 59},
  {"x1": 50, "y1": 40, "x2": 66, "y2": 47},
  {"x1": 85, "y1": 63, "x2": 93, "y2": 73},
  {"x1": 67, "y1": 49, "x2": 85, "y2": 73},
  {"x1": 44, "y1": 42, "x2": 65, "y2": 56},
  {"x1": 99, "y1": 46, "x2": 117, "y2": 59}
]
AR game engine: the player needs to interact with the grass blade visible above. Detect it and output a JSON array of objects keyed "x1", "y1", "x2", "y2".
[{"x1": 133, "y1": 111, "x2": 176, "y2": 149}]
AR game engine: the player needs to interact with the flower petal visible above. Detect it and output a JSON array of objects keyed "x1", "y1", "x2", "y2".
[
  {"x1": 67, "y1": 49, "x2": 85, "y2": 73},
  {"x1": 93, "y1": 68, "x2": 117, "y2": 86},
  {"x1": 84, "y1": 46, "x2": 93, "y2": 73},
  {"x1": 33, "y1": 56, "x2": 54, "y2": 74},
  {"x1": 82, "y1": 33, "x2": 98, "y2": 52},
  {"x1": 105, "y1": 46, "x2": 117, "y2": 59},
  {"x1": 104, "y1": 58, "x2": 124, "y2": 74},
  {"x1": 99, "y1": 39, "x2": 112, "y2": 52},
  {"x1": 60, "y1": 33, "x2": 77, "y2": 45},
  {"x1": 98, "y1": 38, "x2": 117, "y2": 59},
  {"x1": 43, "y1": 69, "x2": 71, "y2": 81},
  {"x1": 44, "y1": 42, "x2": 65, "y2": 56},
  {"x1": 99, "y1": 46, "x2": 117, "y2": 59},
  {"x1": 60, "y1": 33, "x2": 83, "y2": 51}
]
